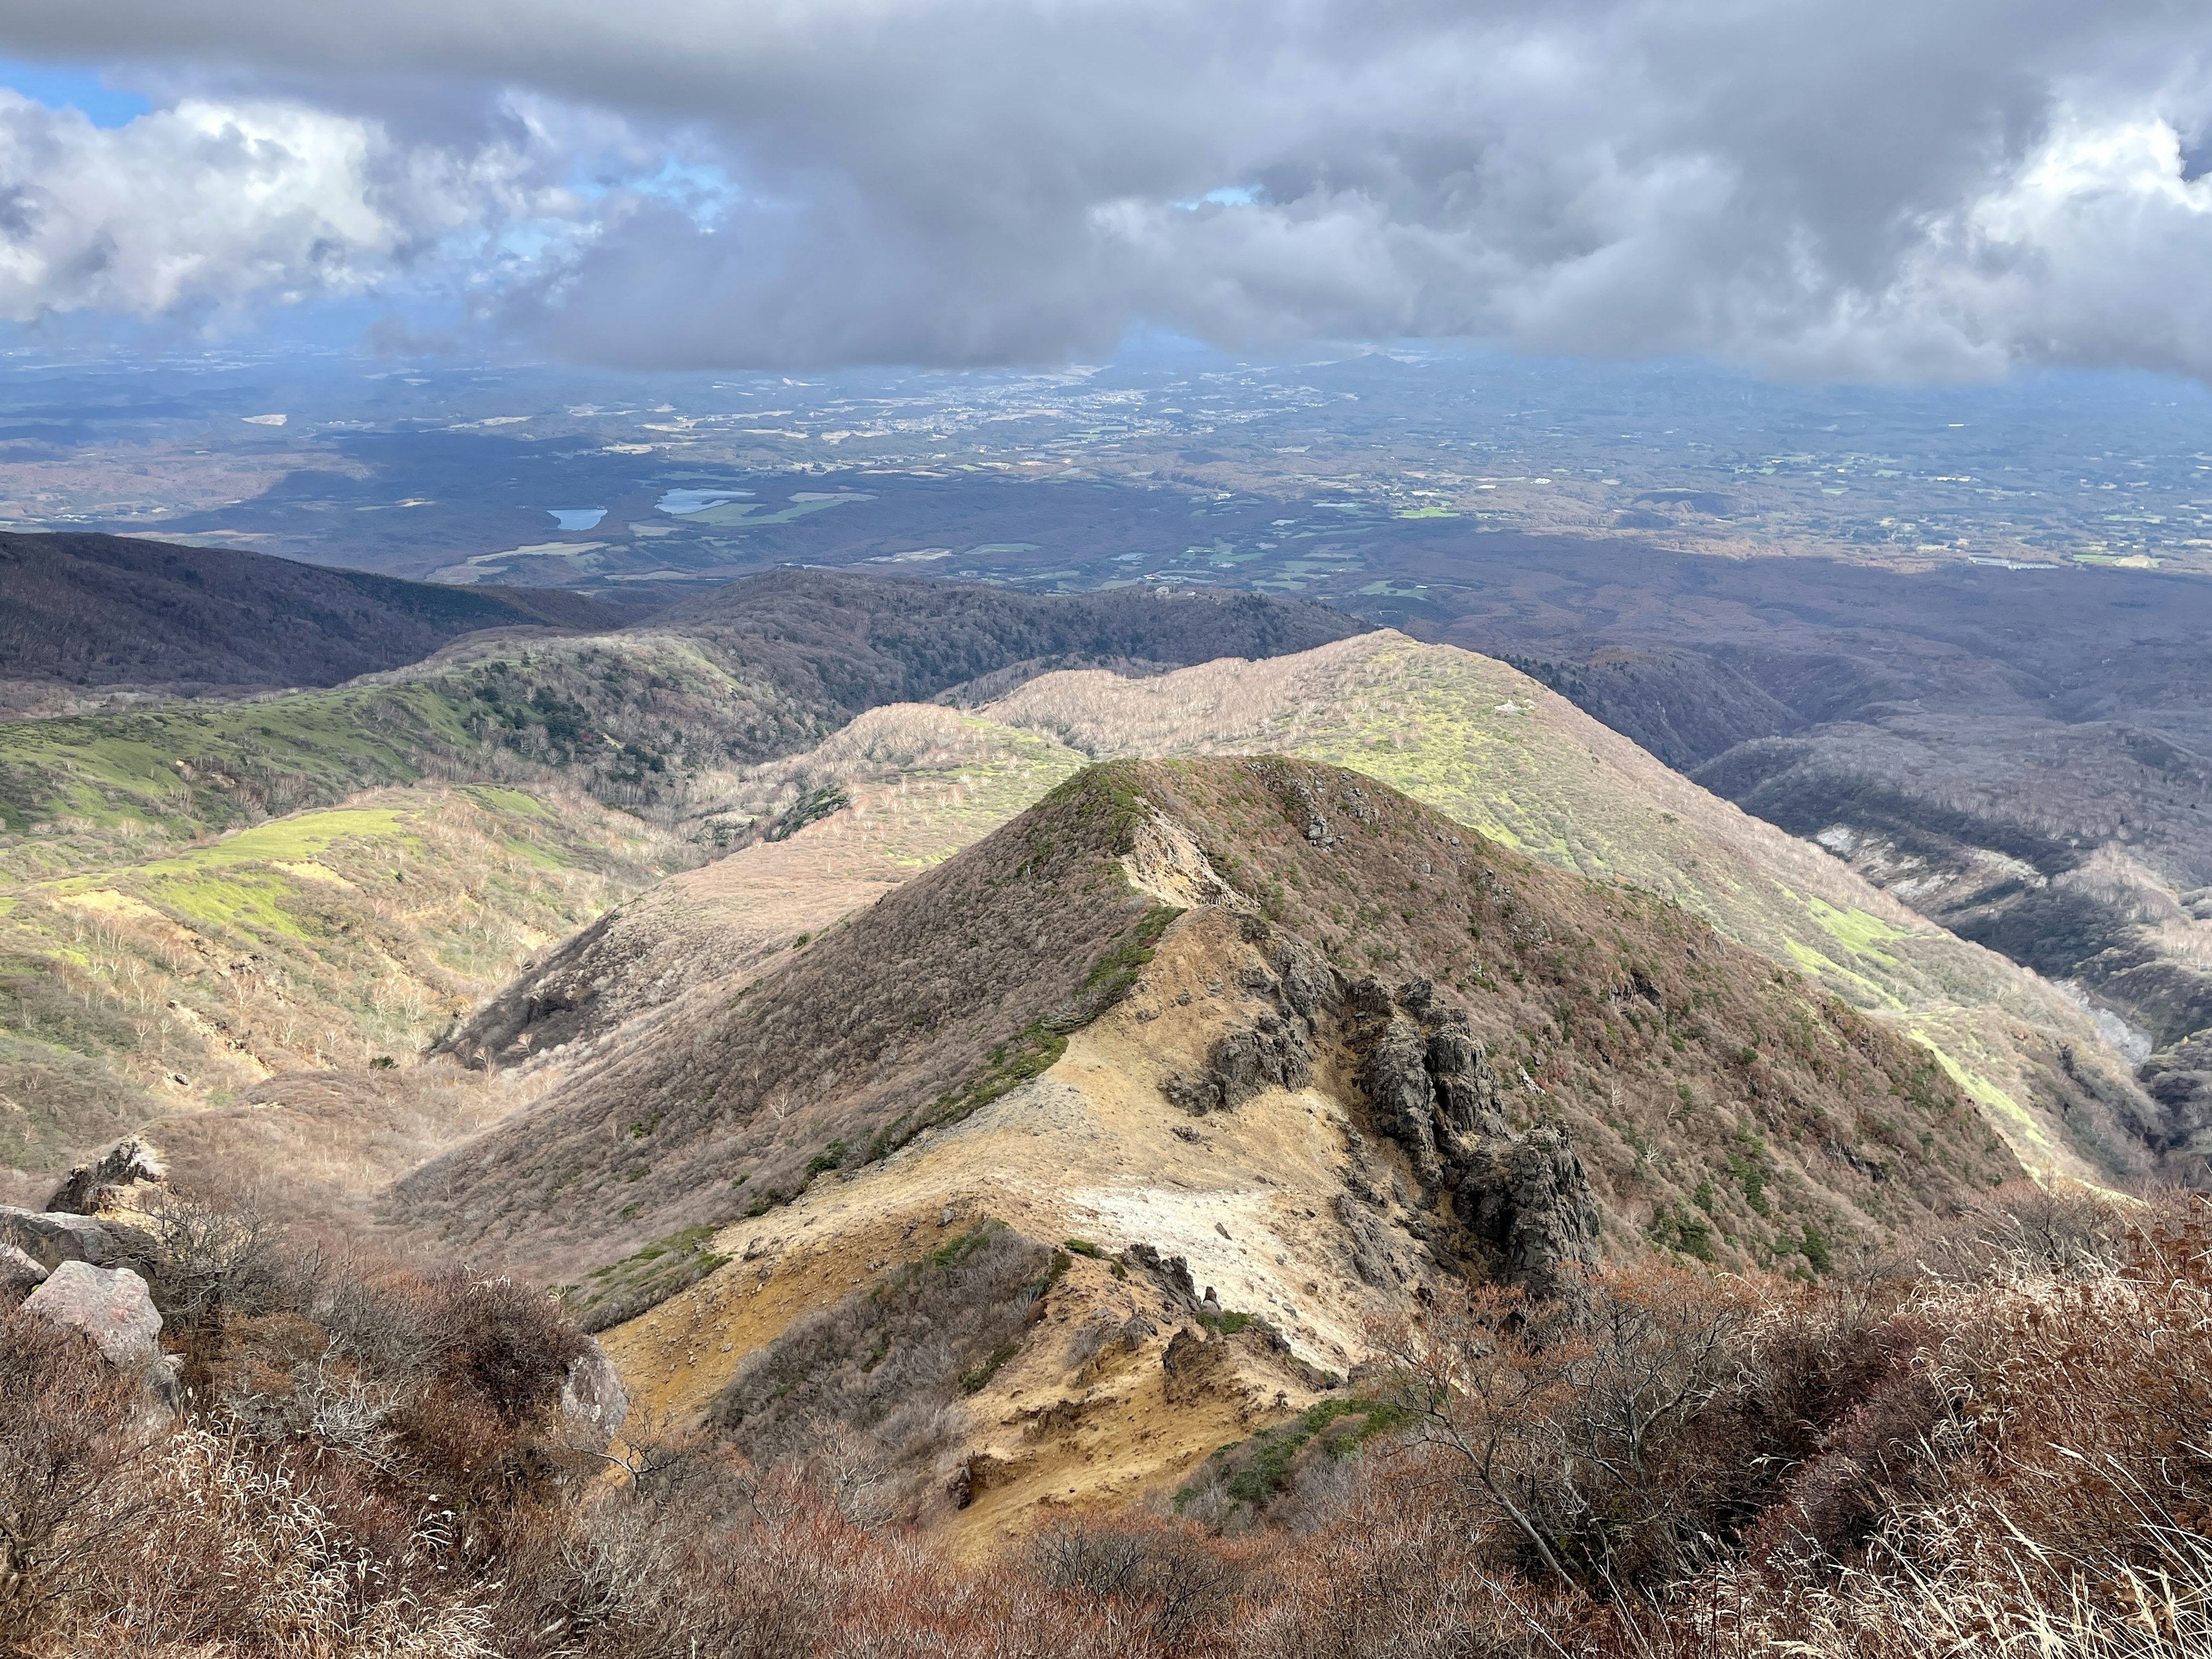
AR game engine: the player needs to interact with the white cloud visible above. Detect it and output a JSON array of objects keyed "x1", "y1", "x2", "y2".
[
  {"x1": 0, "y1": 89, "x2": 579, "y2": 323},
  {"x1": 1, "y1": 0, "x2": 2210, "y2": 377}
]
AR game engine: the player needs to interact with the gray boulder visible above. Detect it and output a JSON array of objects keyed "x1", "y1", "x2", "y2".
[
  {"x1": 0, "y1": 1241, "x2": 47, "y2": 1307},
  {"x1": 559, "y1": 1340, "x2": 631, "y2": 1446},
  {"x1": 0, "y1": 1206, "x2": 125, "y2": 1270},
  {"x1": 23, "y1": 1261, "x2": 164, "y2": 1368}
]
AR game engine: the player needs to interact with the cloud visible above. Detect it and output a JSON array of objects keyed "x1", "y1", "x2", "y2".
[
  {"x1": 1, "y1": 0, "x2": 2210, "y2": 378},
  {"x1": 0, "y1": 87, "x2": 581, "y2": 325}
]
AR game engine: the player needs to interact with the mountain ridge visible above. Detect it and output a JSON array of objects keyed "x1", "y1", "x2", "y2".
[{"x1": 0, "y1": 531, "x2": 624, "y2": 714}]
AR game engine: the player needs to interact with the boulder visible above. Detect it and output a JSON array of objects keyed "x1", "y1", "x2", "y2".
[
  {"x1": 559, "y1": 1340, "x2": 631, "y2": 1446},
  {"x1": 22, "y1": 1261, "x2": 164, "y2": 1368},
  {"x1": 0, "y1": 1241, "x2": 47, "y2": 1308},
  {"x1": 0, "y1": 1206, "x2": 124, "y2": 1270}
]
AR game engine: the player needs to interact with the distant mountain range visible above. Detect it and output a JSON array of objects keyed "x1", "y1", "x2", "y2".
[{"x1": 0, "y1": 531, "x2": 627, "y2": 713}]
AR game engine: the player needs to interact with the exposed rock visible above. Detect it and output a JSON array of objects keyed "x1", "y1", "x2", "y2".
[
  {"x1": 1361, "y1": 1014, "x2": 1444, "y2": 1182},
  {"x1": 1347, "y1": 976, "x2": 1506, "y2": 1183},
  {"x1": 0, "y1": 1241, "x2": 47, "y2": 1307},
  {"x1": 1429, "y1": 1025, "x2": 1510, "y2": 1147},
  {"x1": 23, "y1": 1261, "x2": 163, "y2": 1368},
  {"x1": 1347, "y1": 977, "x2": 1599, "y2": 1300},
  {"x1": 1266, "y1": 940, "x2": 1337, "y2": 1022},
  {"x1": 558, "y1": 1339, "x2": 632, "y2": 1446},
  {"x1": 1163, "y1": 935, "x2": 1334, "y2": 1115},
  {"x1": 1125, "y1": 1243, "x2": 1198, "y2": 1309},
  {"x1": 1165, "y1": 1010, "x2": 1313, "y2": 1115},
  {"x1": 1332, "y1": 1193, "x2": 1400, "y2": 1289},
  {"x1": 0, "y1": 1205, "x2": 141, "y2": 1271},
  {"x1": 1453, "y1": 1128, "x2": 1603, "y2": 1302},
  {"x1": 48, "y1": 1134, "x2": 167, "y2": 1215}
]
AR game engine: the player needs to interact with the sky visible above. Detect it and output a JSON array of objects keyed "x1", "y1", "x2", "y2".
[{"x1": 0, "y1": 2, "x2": 2206, "y2": 381}]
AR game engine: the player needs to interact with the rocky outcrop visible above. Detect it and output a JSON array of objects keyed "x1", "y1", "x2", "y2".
[
  {"x1": 1333, "y1": 1193, "x2": 1403, "y2": 1289},
  {"x1": 1166, "y1": 1011, "x2": 1313, "y2": 1115},
  {"x1": 1161, "y1": 1325, "x2": 1237, "y2": 1406},
  {"x1": 558, "y1": 1340, "x2": 632, "y2": 1447},
  {"x1": 48, "y1": 1134, "x2": 166, "y2": 1215},
  {"x1": 1126, "y1": 1243, "x2": 1199, "y2": 1310},
  {"x1": 1164, "y1": 925, "x2": 1333, "y2": 1115},
  {"x1": 1348, "y1": 976, "x2": 1509, "y2": 1181},
  {"x1": 24, "y1": 1261, "x2": 164, "y2": 1368},
  {"x1": 1348, "y1": 976, "x2": 1600, "y2": 1301},
  {"x1": 1452, "y1": 1128, "x2": 1604, "y2": 1302}
]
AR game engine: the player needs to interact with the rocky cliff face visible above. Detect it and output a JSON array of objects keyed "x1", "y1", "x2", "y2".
[
  {"x1": 1344, "y1": 974, "x2": 1600, "y2": 1301},
  {"x1": 1161, "y1": 928, "x2": 1599, "y2": 1301}
]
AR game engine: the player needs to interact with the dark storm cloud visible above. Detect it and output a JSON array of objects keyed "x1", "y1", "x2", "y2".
[{"x1": 0, "y1": 0, "x2": 2208, "y2": 376}]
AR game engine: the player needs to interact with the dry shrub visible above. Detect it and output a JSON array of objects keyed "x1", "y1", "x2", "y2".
[
  {"x1": 1382, "y1": 1259, "x2": 1763, "y2": 1586},
  {"x1": 26, "y1": 1184, "x2": 2212, "y2": 1659},
  {"x1": 1226, "y1": 1456, "x2": 1582, "y2": 1659},
  {"x1": 0, "y1": 1315, "x2": 154, "y2": 1646},
  {"x1": 1028, "y1": 1513, "x2": 1241, "y2": 1649},
  {"x1": 75, "y1": 1427, "x2": 498, "y2": 1659},
  {"x1": 709, "y1": 1222, "x2": 1052, "y2": 1519}
]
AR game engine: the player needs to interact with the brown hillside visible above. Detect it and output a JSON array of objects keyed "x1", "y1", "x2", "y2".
[
  {"x1": 0, "y1": 531, "x2": 619, "y2": 711},
  {"x1": 397, "y1": 757, "x2": 2014, "y2": 1309},
  {"x1": 648, "y1": 567, "x2": 1361, "y2": 715},
  {"x1": 390, "y1": 765, "x2": 1181, "y2": 1291}
]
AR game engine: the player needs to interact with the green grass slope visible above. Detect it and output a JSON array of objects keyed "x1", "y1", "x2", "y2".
[
  {"x1": 0, "y1": 573, "x2": 1360, "y2": 1172},
  {"x1": 0, "y1": 783, "x2": 681, "y2": 1171}
]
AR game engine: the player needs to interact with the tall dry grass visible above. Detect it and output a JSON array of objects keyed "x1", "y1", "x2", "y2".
[{"x1": 12, "y1": 1186, "x2": 2212, "y2": 1657}]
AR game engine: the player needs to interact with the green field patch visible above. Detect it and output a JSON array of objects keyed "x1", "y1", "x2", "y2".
[
  {"x1": 1798, "y1": 894, "x2": 1908, "y2": 964},
  {"x1": 1910, "y1": 1032, "x2": 2058, "y2": 1162},
  {"x1": 501, "y1": 834, "x2": 569, "y2": 872},
  {"x1": 0, "y1": 685, "x2": 459, "y2": 832},
  {"x1": 464, "y1": 785, "x2": 553, "y2": 820},
  {"x1": 143, "y1": 869, "x2": 314, "y2": 940},
  {"x1": 1781, "y1": 937, "x2": 1898, "y2": 1009}
]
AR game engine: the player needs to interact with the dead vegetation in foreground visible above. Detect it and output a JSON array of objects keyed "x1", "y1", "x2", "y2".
[{"x1": 5, "y1": 1181, "x2": 2212, "y2": 1657}]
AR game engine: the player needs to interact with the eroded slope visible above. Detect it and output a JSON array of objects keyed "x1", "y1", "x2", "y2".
[{"x1": 579, "y1": 757, "x2": 2013, "y2": 1540}]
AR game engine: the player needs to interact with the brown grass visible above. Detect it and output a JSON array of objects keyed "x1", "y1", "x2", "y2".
[{"x1": 17, "y1": 1185, "x2": 2212, "y2": 1657}]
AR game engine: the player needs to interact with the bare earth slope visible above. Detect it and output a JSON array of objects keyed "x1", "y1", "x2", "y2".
[
  {"x1": 442, "y1": 706, "x2": 1090, "y2": 1067},
  {"x1": 442, "y1": 631, "x2": 2152, "y2": 1191},
  {"x1": 403, "y1": 755, "x2": 2010, "y2": 1292},
  {"x1": 527, "y1": 757, "x2": 2012, "y2": 1543}
]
